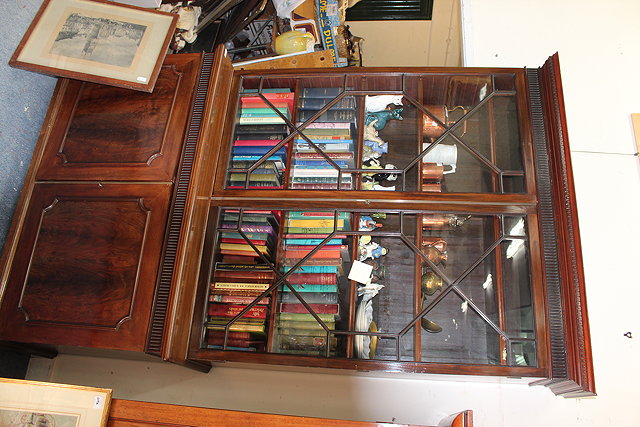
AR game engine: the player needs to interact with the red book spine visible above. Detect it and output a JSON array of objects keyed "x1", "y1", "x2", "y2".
[
  {"x1": 279, "y1": 303, "x2": 340, "y2": 315},
  {"x1": 208, "y1": 304, "x2": 268, "y2": 319},
  {"x1": 221, "y1": 238, "x2": 268, "y2": 245},
  {"x1": 286, "y1": 273, "x2": 336, "y2": 285},
  {"x1": 283, "y1": 234, "x2": 347, "y2": 239},
  {"x1": 240, "y1": 94, "x2": 294, "y2": 111},
  {"x1": 207, "y1": 330, "x2": 251, "y2": 340},
  {"x1": 213, "y1": 271, "x2": 275, "y2": 281}
]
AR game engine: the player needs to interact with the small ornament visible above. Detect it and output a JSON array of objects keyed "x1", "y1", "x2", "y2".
[{"x1": 365, "y1": 109, "x2": 404, "y2": 130}]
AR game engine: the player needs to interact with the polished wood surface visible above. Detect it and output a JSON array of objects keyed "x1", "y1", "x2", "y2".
[
  {"x1": 108, "y1": 399, "x2": 472, "y2": 427},
  {"x1": 36, "y1": 54, "x2": 201, "y2": 182},
  {"x1": 0, "y1": 183, "x2": 171, "y2": 350}
]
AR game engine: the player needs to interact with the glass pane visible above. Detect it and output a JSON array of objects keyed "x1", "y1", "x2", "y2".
[
  {"x1": 493, "y1": 96, "x2": 523, "y2": 172},
  {"x1": 421, "y1": 292, "x2": 502, "y2": 365}
]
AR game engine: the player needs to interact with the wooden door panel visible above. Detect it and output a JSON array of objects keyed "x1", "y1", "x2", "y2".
[
  {"x1": 36, "y1": 54, "x2": 201, "y2": 182},
  {"x1": 0, "y1": 183, "x2": 171, "y2": 351}
]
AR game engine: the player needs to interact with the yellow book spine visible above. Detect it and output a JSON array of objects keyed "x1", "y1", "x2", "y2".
[{"x1": 286, "y1": 219, "x2": 344, "y2": 228}]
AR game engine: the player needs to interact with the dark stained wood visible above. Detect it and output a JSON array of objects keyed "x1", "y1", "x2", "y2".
[
  {"x1": 36, "y1": 54, "x2": 201, "y2": 182},
  {"x1": 161, "y1": 46, "x2": 235, "y2": 365},
  {"x1": 108, "y1": 399, "x2": 472, "y2": 427},
  {"x1": 0, "y1": 183, "x2": 171, "y2": 351},
  {"x1": 535, "y1": 53, "x2": 595, "y2": 397}
]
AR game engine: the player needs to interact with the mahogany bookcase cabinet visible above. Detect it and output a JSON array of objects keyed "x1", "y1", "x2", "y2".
[{"x1": 0, "y1": 47, "x2": 594, "y2": 397}]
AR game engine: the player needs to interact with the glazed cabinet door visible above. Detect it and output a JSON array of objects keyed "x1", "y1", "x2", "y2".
[{"x1": 0, "y1": 183, "x2": 171, "y2": 350}]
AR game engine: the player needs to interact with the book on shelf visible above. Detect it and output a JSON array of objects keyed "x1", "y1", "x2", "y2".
[
  {"x1": 278, "y1": 328, "x2": 334, "y2": 336},
  {"x1": 240, "y1": 100, "x2": 290, "y2": 110},
  {"x1": 219, "y1": 242, "x2": 269, "y2": 253},
  {"x1": 209, "y1": 295, "x2": 270, "y2": 305},
  {"x1": 297, "y1": 109, "x2": 356, "y2": 123},
  {"x1": 281, "y1": 264, "x2": 340, "y2": 274},
  {"x1": 209, "y1": 288, "x2": 266, "y2": 297},
  {"x1": 283, "y1": 238, "x2": 345, "y2": 246},
  {"x1": 281, "y1": 257, "x2": 343, "y2": 266},
  {"x1": 287, "y1": 211, "x2": 351, "y2": 219},
  {"x1": 296, "y1": 122, "x2": 351, "y2": 129},
  {"x1": 211, "y1": 282, "x2": 271, "y2": 291},
  {"x1": 279, "y1": 291, "x2": 339, "y2": 304},
  {"x1": 206, "y1": 345, "x2": 258, "y2": 352},
  {"x1": 284, "y1": 226, "x2": 347, "y2": 234},
  {"x1": 208, "y1": 316, "x2": 265, "y2": 325},
  {"x1": 279, "y1": 303, "x2": 339, "y2": 315},
  {"x1": 240, "y1": 109, "x2": 291, "y2": 118},
  {"x1": 220, "y1": 223, "x2": 275, "y2": 234},
  {"x1": 206, "y1": 323, "x2": 266, "y2": 333},
  {"x1": 279, "y1": 284, "x2": 338, "y2": 293},
  {"x1": 281, "y1": 273, "x2": 337, "y2": 285},
  {"x1": 294, "y1": 152, "x2": 354, "y2": 159},
  {"x1": 213, "y1": 269, "x2": 275, "y2": 281},
  {"x1": 276, "y1": 312, "x2": 337, "y2": 322},
  {"x1": 294, "y1": 142, "x2": 353, "y2": 152},
  {"x1": 276, "y1": 320, "x2": 335, "y2": 330},
  {"x1": 207, "y1": 330, "x2": 261, "y2": 341},
  {"x1": 214, "y1": 262, "x2": 276, "y2": 272},
  {"x1": 286, "y1": 218, "x2": 346, "y2": 227},
  {"x1": 298, "y1": 96, "x2": 356, "y2": 110},
  {"x1": 208, "y1": 304, "x2": 268, "y2": 319},
  {"x1": 231, "y1": 146, "x2": 288, "y2": 156},
  {"x1": 283, "y1": 249, "x2": 343, "y2": 259},
  {"x1": 206, "y1": 336, "x2": 266, "y2": 347},
  {"x1": 240, "y1": 92, "x2": 295, "y2": 111},
  {"x1": 235, "y1": 123, "x2": 289, "y2": 134},
  {"x1": 234, "y1": 133, "x2": 288, "y2": 141},
  {"x1": 293, "y1": 138, "x2": 353, "y2": 145},
  {"x1": 301, "y1": 87, "x2": 346, "y2": 98},
  {"x1": 277, "y1": 335, "x2": 337, "y2": 351},
  {"x1": 239, "y1": 116, "x2": 287, "y2": 125},
  {"x1": 289, "y1": 183, "x2": 352, "y2": 190},
  {"x1": 233, "y1": 139, "x2": 285, "y2": 146}
]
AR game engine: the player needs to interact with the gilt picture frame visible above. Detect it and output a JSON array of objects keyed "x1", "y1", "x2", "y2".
[
  {"x1": 10, "y1": 0, "x2": 177, "y2": 92},
  {"x1": 0, "y1": 378, "x2": 112, "y2": 426}
]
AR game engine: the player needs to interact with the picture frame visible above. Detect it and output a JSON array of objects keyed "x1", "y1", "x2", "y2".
[
  {"x1": 10, "y1": 0, "x2": 178, "y2": 92},
  {"x1": 0, "y1": 378, "x2": 112, "y2": 427}
]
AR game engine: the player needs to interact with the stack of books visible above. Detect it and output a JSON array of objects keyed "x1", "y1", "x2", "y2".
[
  {"x1": 291, "y1": 88, "x2": 356, "y2": 190},
  {"x1": 206, "y1": 209, "x2": 281, "y2": 351},
  {"x1": 274, "y1": 211, "x2": 352, "y2": 355},
  {"x1": 227, "y1": 89, "x2": 294, "y2": 189}
]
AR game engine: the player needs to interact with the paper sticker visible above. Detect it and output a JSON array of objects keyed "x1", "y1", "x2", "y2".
[
  {"x1": 348, "y1": 260, "x2": 373, "y2": 284},
  {"x1": 136, "y1": 76, "x2": 148, "y2": 82},
  {"x1": 93, "y1": 395, "x2": 104, "y2": 409}
]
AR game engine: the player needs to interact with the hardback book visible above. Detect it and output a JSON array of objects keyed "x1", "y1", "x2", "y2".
[
  {"x1": 239, "y1": 116, "x2": 287, "y2": 125},
  {"x1": 279, "y1": 291, "x2": 339, "y2": 304},
  {"x1": 276, "y1": 312, "x2": 337, "y2": 322},
  {"x1": 211, "y1": 282, "x2": 271, "y2": 291},
  {"x1": 240, "y1": 92, "x2": 295, "y2": 111},
  {"x1": 281, "y1": 265, "x2": 340, "y2": 274},
  {"x1": 279, "y1": 284, "x2": 338, "y2": 293},
  {"x1": 214, "y1": 262, "x2": 275, "y2": 271},
  {"x1": 298, "y1": 96, "x2": 356, "y2": 110},
  {"x1": 220, "y1": 223, "x2": 275, "y2": 234},
  {"x1": 234, "y1": 124, "x2": 289, "y2": 134},
  {"x1": 289, "y1": 183, "x2": 352, "y2": 190},
  {"x1": 240, "y1": 107, "x2": 290, "y2": 118},
  {"x1": 277, "y1": 335, "x2": 337, "y2": 351},
  {"x1": 209, "y1": 288, "x2": 265, "y2": 297},
  {"x1": 277, "y1": 328, "x2": 332, "y2": 337},
  {"x1": 294, "y1": 142, "x2": 353, "y2": 152},
  {"x1": 207, "y1": 330, "x2": 256, "y2": 341},
  {"x1": 209, "y1": 295, "x2": 270, "y2": 305},
  {"x1": 234, "y1": 133, "x2": 288, "y2": 141},
  {"x1": 297, "y1": 109, "x2": 356, "y2": 123},
  {"x1": 206, "y1": 323, "x2": 266, "y2": 333},
  {"x1": 301, "y1": 87, "x2": 345, "y2": 98},
  {"x1": 293, "y1": 138, "x2": 353, "y2": 145},
  {"x1": 282, "y1": 273, "x2": 337, "y2": 285},
  {"x1": 276, "y1": 320, "x2": 336, "y2": 330},
  {"x1": 233, "y1": 139, "x2": 284, "y2": 146},
  {"x1": 213, "y1": 269, "x2": 275, "y2": 281},
  {"x1": 208, "y1": 304, "x2": 268, "y2": 319},
  {"x1": 283, "y1": 238, "x2": 345, "y2": 245},
  {"x1": 281, "y1": 257, "x2": 343, "y2": 266},
  {"x1": 297, "y1": 122, "x2": 351, "y2": 129},
  {"x1": 279, "y1": 303, "x2": 339, "y2": 315},
  {"x1": 294, "y1": 152, "x2": 354, "y2": 159}
]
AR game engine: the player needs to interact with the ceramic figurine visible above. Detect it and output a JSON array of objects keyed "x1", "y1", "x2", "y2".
[
  {"x1": 365, "y1": 95, "x2": 404, "y2": 113},
  {"x1": 358, "y1": 240, "x2": 388, "y2": 261},
  {"x1": 362, "y1": 145, "x2": 382, "y2": 163},
  {"x1": 359, "y1": 215, "x2": 383, "y2": 231},
  {"x1": 363, "y1": 122, "x2": 386, "y2": 145},
  {"x1": 364, "y1": 140, "x2": 388, "y2": 155},
  {"x1": 365, "y1": 109, "x2": 404, "y2": 130}
]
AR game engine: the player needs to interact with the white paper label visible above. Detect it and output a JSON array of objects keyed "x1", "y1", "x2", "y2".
[
  {"x1": 348, "y1": 260, "x2": 373, "y2": 285},
  {"x1": 93, "y1": 395, "x2": 104, "y2": 408},
  {"x1": 136, "y1": 76, "x2": 147, "y2": 82}
]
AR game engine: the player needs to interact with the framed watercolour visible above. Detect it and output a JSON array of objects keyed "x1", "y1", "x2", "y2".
[
  {"x1": 9, "y1": 0, "x2": 177, "y2": 92},
  {"x1": 0, "y1": 378, "x2": 112, "y2": 427}
]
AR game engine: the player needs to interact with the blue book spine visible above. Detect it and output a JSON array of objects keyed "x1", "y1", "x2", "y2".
[
  {"x1": 282, "y1": 265, "x2": 339, "y2": 273},
  {"x1": 284, "y1": 239, "x2": 345, "y2": 245},
  {"x1": 294, "y1": 139, "x2": 353, "y2": 144},
  {"x1": 280, "y1": 284, "x2": 338, "y2": 292}
]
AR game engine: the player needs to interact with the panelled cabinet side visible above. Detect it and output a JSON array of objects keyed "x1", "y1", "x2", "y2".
[{"x1": 529, "y1": 54, "x2": 595, "y2": 397}]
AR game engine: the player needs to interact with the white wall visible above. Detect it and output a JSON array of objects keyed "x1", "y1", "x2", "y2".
[{"x1": 31, "y1": 1, "x2": 640, "y2": 426}]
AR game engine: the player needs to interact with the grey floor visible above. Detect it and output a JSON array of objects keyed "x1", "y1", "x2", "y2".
[{"x1": 0, "y1": 0, "x2": 56, "y2": 377}]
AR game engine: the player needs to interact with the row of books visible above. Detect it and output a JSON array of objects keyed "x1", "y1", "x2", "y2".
[
  {"x1": 292, "y1": 88, "x2": 356, "y2": 190},
  {"x1": 205, "y1": 209, "x2": 281, "y2": 351},
  {"x1": 228, "y1": 89, "x2": 294, "y2": 189},
  {"x1": 274, "y1": 211, "x2": 352, "y2": 355}
]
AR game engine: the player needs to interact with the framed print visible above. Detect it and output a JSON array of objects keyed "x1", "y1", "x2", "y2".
[
  {"x1": 0, "y1": 378, "x2": 112, "y2": 427},
  {"x1": 10, "y1": 0, "x2": 178, "y2": 92}
]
